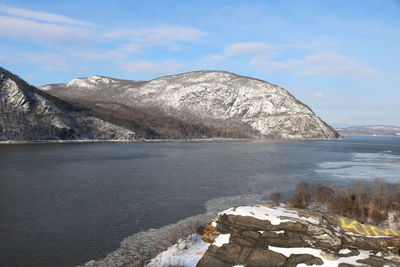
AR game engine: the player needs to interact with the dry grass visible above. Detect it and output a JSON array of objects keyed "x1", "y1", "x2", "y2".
[{"x1": 287, "y1": 179, "x2": 400, "y2": 225}]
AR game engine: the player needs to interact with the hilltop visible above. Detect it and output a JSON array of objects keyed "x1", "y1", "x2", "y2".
[
  {"x1": 0, "y1": 67, "x2": 339, "y2": 141},
  {"x1": 41, "y1": 71, "x2": 339, "y2": 140}
]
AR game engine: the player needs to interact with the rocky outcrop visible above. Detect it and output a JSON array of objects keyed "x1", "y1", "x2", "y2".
[
  {"x1": 41, "y1": 71, "x2": 339, "y2": 140},
  {"x1": 0, "y1": 67, "x2": 137, "y2": 141},
  {"x1": 197, "y1": 205, "x2": 400, "y2": 267}
]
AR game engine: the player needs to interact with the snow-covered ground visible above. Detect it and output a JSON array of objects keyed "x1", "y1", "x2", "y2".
[
  {"x1": 269, "y1": 246, "x2": 372, "y2": 267},
  {"x1": 218, "y1": 205, "x2": 320, "y2": 225},
  {"x1": 146, "y1": 235, "x2": 210, "y2": 267}
]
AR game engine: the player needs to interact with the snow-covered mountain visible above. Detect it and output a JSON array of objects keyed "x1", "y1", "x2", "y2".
[
  {"x1": 42, "y1": 71, "x2": 339, "y2": 140},
  {"x1": 0, "y1": 67, "x2": 136, "y2": 141}
]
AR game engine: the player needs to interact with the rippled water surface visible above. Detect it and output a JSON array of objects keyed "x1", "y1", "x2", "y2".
[{"x1": 0, "y1": 136, "x2": 399, "y2": 266}]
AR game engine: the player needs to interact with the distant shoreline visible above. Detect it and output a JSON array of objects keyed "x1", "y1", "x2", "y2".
[
  {"x1": 338, "y1": 133, "x2": 400, "y2": 137},
  {"x1": 0, "y1": 136, "x2": 343, "y2": 145},
  {"x1": 0, "y1": 138, "x2": 247, "y2": 145}
]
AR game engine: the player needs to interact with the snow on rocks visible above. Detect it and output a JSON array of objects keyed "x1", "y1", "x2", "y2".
[
  {"x1": 213, "y1": 234, "x2": 230, "y2": 247},
  {"x1": 339, "y1": 248, "x2": 352, "y2": 254},
  {"x1": 66, "y1": 76, "x2": 115, "y2": 88},
  {"x1": 219, "y1": 205, "x2": 320, "y2": 225},
  {"x1": 197, "y1": 204, "x2": 400, "y2": 267},
  {"x1": 269, "y1": 246, "x2": 372, "y2": 266},
  {"x1": 146, "y1": 235, "x2": 210, "y2": 267}
]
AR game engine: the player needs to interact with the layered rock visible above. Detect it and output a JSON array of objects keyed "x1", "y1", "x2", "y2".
[
  {"x1": 41, "y1": 71, "x2": 339, "y2": 140},
  {"x1": 198, "y1": 205, "x2": 400, "y2": 267},
  {"x1": 0, "y1": 67, "x2": 137, "y2": 141}
]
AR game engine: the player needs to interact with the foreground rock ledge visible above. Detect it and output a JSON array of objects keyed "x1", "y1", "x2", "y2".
[{"x1": 198, "y1": 205, "x2": 400, "y2": 267}]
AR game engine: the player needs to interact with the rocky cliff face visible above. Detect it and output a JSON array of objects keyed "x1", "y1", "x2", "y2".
[
  {"x1": 198, "y1": 205, "x2": 400, "y2": 267},
  {"x1": 41, "y1": 71, "x2": 339, "y2": 140},
  {"x1": 0, "y1": 67, "x2": 136, "y2": 141}
]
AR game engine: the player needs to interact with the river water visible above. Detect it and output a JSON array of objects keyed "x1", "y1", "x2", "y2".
[{"x1": 0, "y1": 136, "x2": 399, "y2": 266}]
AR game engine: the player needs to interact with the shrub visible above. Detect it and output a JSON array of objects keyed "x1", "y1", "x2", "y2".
[
  {"x1": 288, "y1": 179, "x2": 400, "y2": 226},
  {"x1": 288, "y1": 182, "x2": 333, "y2": 209},
  {"x1": 196, "y1": 225, "x2": 205, "y2": 235},
  {"x1": 368, "y1": 205, "x2": 387, "y2": 225},
  {"x1": 269, "y1": 191, "x2": 283, "y2": 204},
  {"x1": 288, "y1": 182, "x2": 313, "y2": 209}
]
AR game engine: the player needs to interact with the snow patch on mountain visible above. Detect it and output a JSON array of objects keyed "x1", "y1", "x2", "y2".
[{"x1": 41, "y1": 70, "x2": 339, "y2": 140}]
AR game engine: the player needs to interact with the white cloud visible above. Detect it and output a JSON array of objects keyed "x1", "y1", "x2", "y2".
[
  {"x1": 103, "y1": 25, "x2": 204, "y2": 48},
  {"x1": 25, "y1": 53, "x2": 71, "y2": 71},
  {"x1": 0, "y1": 5, "x2": 207, "y2": 75},
  {"x1": 118, "y1": 60, "x2": 184, "y2": 75},
  {"x1": 224, "y1": 42, "x2": 269, "y2": 57},
  {"x1": 0, "y1": 5, "x2": 95, "y2": 44},
  {"x1": 119, "y1": 43, "x2": 144, "y2": 54},
  {"x1": 68, "y1": 49, "x2": 128, "y2": 62},
  {"x1": 200, "y1": 54, "x2": 226, "y2": 64},
  {"x1": 199, "y1": 42, "x2": 270, "y2": 68},
  {"x1": 200, "y1": 41, "x2": 380, "y2": 80},
  {"x1": 0, "y1": 54, "x2": 18, "y2": 63},
  {"x1": 251, "y1": 51, "x2": 381, "y2": 79},
  {"x1": 103, "y1": 25, "x2": 204, "y2": 56},
  {"x1": 296, "y1": 51, "x2": 381, "y2": 79},
  {"x1": 0, "y1": 15, "x2": 93, "y2": 43},
  {"x1": 0, "y1": 4, "x2": 92, "y2": 27},
  {"x1": 0, "y1": 5, "x2": 203, "y2": 51},
  {"x1": 251, "y1": 55, "x2": 295, "y2": 72}
]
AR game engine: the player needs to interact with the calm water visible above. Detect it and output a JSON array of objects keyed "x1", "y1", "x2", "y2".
[{"x1": 0, "y1": 136, "x2": 399, "y2": 266}]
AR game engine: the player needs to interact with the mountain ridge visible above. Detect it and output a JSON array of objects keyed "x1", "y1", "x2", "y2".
[
  {"x1": 0, "y1": 66, "x2": 339, "y2": 141},
  {"x1": 0, "y1": 66, "x2": 137, "y2": 141},
  {"x1": 41, "y1": 70, "x2": 339, "y2": 140}
]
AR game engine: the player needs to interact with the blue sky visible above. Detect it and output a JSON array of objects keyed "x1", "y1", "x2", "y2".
[{"x1": 0, "y1": 0, "x2": 399, "y2": 126}]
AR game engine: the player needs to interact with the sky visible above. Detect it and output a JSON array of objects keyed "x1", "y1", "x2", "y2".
[{"x1": 0, "y1": 0, "x2": 399, "y2": 127}]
